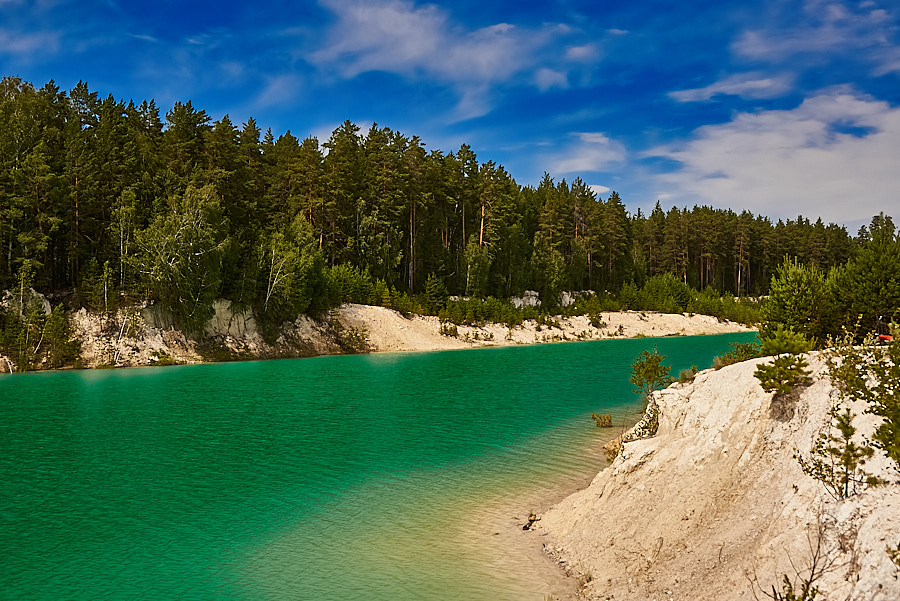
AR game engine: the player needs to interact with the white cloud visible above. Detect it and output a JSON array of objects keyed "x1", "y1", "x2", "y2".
[
  {"x1": 535, "y1": 68, "x2": 567, "y2": 91},
  {"x1": 309, "y1": 0, "x2": 563, "y2": 120},
  {"x1": 733, "y1": 0, "x2": 895, "y2": 63},
  {"x1": 549, "y1": 132, "x2": 626, "y2": 174},
  {"x1": 645, "y1": 89, "x2": 900, "y2": 225},
  {"x1": 311, "y1": 1, "x2": 529, "y2": 81},
  {"x1": 669, "y1": 73, "x2": 793, "y2": 102},
  {"x1": 589, "y1": 184, "x2": 610, "y2": 196},
  {"x1": 255, "y1": 74, "x2": 304, "y2": 108},
  {"x1": 565, "y1": 44, "x2": 600, "y2": 62},
  {"x1": 0, "y1": 28, "x2": 58, "y2": 55},
  {"x1": 127, "y1": 33, "x2": 158, "y2": 43}
]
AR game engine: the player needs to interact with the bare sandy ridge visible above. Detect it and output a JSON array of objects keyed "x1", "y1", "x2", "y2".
[{"x1": 535, "y1": 355, "x2": 900, "y2": 601}]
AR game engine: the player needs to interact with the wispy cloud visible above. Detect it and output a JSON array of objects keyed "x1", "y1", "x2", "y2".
[
  {"x1": 669, "y1": 72, "x2": 793, "y2": 102},
  {"x1": 255, "y1": 74, "x2": 304, "y2": 108},
  {"x1": 126, "y1": 33, "x2": 158, "y2": 43},
  {"x1": 565, "y1": 44, "x2": 600, "y2": 62},
  {"x1": 646, "y1": 88, "x2": 900, "y2": 225},
  {"x1": 308, "y1": 0, "x2": 568, "y2": 120},
  {"x1": 549, "y1": 132, "x2": 626, "y2": 174},
  {"x1": 535, "y1": 68, "x2": 567, "y2": 91},
  {"x1": 733, "y1": 0, "x2": 896, "y2": 64},
  {"x1": 0, "y1": 28, "x2": 59, "y2": 56}
]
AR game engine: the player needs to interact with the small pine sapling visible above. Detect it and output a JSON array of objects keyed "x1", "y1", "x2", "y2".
[
  {"x1": 754, "y1": 354, "x2": 812, "y2": 396},
  {"x1": 629, "y1": 345, "x2": 673, "y2": 398},
  {"x1": 795, "y1": 405, "x2": 882, "y2": 500}
]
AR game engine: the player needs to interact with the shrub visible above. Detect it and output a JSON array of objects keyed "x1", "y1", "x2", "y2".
[
  {"x1": 713, "y1": 341, "x2": 761, "y2": 369},
  {"x1": 630, "y1": 345, "x2": 673, "y2": 397},
  {"x1": 590, "y1": 412, "x2": 613, "y2": 427},
  {"x1": 754, "y1": 354, "x2": 812, "y2": 397},
  {"x1": 795, "y1": 405, "x2": 881, "y2": 500},
  {"x1": 825, "y1": 331, "x2": 900, "y2": 472},
  {"x1": 760, "y1": 324, "x2": 813, "y2": 357},
  {"x1": 760, "y1": 256, "x2": 838, "y2": 345},
  {"x1": 678, "y1": 365, "x2": 698, "y2": 383},
  {"x1": 642, "y1": 272, "x2": 691, "y2": 313},
  {"x1": 424, "y1": 272, "x2": 449, "y2": 314}
]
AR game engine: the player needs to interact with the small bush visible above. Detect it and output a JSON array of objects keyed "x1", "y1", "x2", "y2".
[
  {"x1": 439, "y1": 322, "x2": 458, "y2": 337},
  {"x1": 754, "y1": 354, "x2": 812, "y2": 396},
  {"x1": 678, "y1": 365, "x2": 698, "y2": 383},
  {"x1": 591, "y1": 412, "x2": 613, "y2": 427},
  {"x1": 629, "y1": 345, "x2": 673, "y2": 397},
  {"x1": 760, "y1": 324, "x2": 813, "y2": 357},
  {"x1": 825, "y1": 331, "x2": 900, "y2": 473},
  {"x1": 795, "y1": 405, "x2": 881, "y2": 500},
  {"x1": 713, "y1": 341, "x2": 761, "y2": 369}
]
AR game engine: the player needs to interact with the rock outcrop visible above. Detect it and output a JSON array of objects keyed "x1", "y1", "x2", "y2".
[{"x1": 538, "y1": 355, "x2": 900, "y2": 600}]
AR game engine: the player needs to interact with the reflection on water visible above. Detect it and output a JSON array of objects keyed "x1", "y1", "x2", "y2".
[{"x1": 0, "y1": 333, "x2": 755, "y2": 600}]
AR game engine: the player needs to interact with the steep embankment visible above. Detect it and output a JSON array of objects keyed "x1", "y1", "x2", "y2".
[
  {"x1": 537, "y1": 355, "x2": 900, "y2": 600},
  {"x1": 1, "y1": 298, "x2": 753, "y2": 371}
]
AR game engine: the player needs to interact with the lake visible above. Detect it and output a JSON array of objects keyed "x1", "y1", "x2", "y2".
[{"x1": 0, "y1": 333, "x2": 756, "y2": 600}]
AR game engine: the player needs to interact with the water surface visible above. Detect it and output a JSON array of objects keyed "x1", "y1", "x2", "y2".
[{"x1": 1, "y1": 333, "x2": 756, "y2": 600}]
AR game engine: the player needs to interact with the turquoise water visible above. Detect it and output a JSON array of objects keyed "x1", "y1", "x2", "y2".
[{"x1": 1, "y1": 333, "x2": 755, "y2": 600}]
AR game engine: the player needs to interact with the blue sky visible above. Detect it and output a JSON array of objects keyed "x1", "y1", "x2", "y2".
[{"x1": 2, "y1": 0, "x2": 899, "y2": 230}]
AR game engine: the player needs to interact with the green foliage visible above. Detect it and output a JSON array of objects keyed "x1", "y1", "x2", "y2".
[
  {"x1": 328, "y1": 317, "x2": 371, "y2": 354},
  {"x1": 629, "y1": 345, "x2": 673, "y2": 397},
  {"x1": 149, "y1": 349, "x2": 179, "y2": 366},
  {"x1": 617, "y1": 281, "x2": 644, "y2": 310},
  {"x1": 713, "y1": 341, "x2": 761, "y2": 369},
  {"x1": 131, "y1": 184, "x2": 230, "y2": 334},
  {"x1": 759, "y1": 324, "x2": 813, "y2": 357},
  {"x1": 0, "y1": 76, "x2": 880, "y2": 353},
  {"x1": 754, "y1": 354, "x2": 812, "y2": 396},
  {"x1": 641, "y1": 272, "x2": 691, "y2": 313},
  {"x1": 825, "y1": 331, "x2": 900, "y2": 472},
  {"x1": 255, "y1": 215, "x2": 325, "y2": 325},
  {"x1": 424, "y1": 273, "x2": 449, "y2": 314},
  {"x1": 44, "y1": 304, "x2": 80, "y2": 368},
  {"x1": 326, "y1": 264, "x2": 376, "y2": 306},
  {"x1": 795, "y1": 406, "x2": 880, "y2": 500},
  {"x1": 678, "y1": 365, "x2": 698, "y2": 383},
  {"x1": 768, "y1": 574, "x2": 820, "y2": 601},
  {"x1": 833, "y1": 215, "x2": 900, "y2": 333},
  {"x1": 760, "y1": 257, "x2": 837, "y2": 346},
  {"x1": 78, "y1": 257, "x2": 116, "y2": 313}
]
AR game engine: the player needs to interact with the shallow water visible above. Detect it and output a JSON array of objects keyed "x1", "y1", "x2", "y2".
[{"x1": 0, "y1": 333, "x2": 755, "y2": 600}]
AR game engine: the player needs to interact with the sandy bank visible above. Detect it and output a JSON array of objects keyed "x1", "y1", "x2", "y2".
[
  {"x1": 5, "y1": 302, "x2": 754, "y2": 371},
  {"x1": 535, "y1": 355, "x2": 900, "y2": 600},
  {"x1": 337, "y1": 304, "x2": 754, "y2": 353}
]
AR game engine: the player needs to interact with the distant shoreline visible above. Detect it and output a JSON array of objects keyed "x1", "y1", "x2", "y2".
[{"x1": 0, "y1": 302, "x2": 756, "y2": 374}]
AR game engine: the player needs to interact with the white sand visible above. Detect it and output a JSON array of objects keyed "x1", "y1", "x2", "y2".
[
  {"x1": 535, "y1": 355, "x2": 900, "y2": 600},
  {"x1": 336, "y1": 303, "x2": 754, "y2": 353}
]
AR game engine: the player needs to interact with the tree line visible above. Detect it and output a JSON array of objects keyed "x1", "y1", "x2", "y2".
[{"x1": 0, "y1": 76, "x2": 870, "y2": 333}]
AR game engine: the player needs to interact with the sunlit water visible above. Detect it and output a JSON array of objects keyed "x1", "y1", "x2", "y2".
[{"x1": 1, "y1": 333, "x2": 756, "y2": 600}]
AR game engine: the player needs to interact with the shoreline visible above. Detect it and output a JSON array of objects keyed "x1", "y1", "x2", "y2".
[
  {"x1": 472, "y1": 405, "x2": 647, "y2": 601},
  {"x1": 534, "y1": 355, "x2": 900, "y2": 600},
  {"x1": 0, "y1": 303, "x2": 755, "y2": 374}
]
